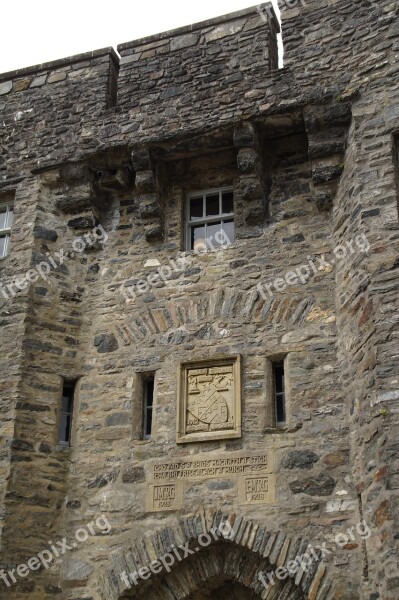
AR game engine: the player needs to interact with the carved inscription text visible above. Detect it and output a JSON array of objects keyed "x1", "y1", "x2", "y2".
[{"x1": 152, "y1": 453, "x2": 271, "y2": 481}]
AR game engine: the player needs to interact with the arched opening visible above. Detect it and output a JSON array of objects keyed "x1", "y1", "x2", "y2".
[
  {"x1": 103, "y1": 513, "x2": 331, "y2": 600},
  {"x1": 119, "y1": 543, "x2": 308, "y2": 600}
]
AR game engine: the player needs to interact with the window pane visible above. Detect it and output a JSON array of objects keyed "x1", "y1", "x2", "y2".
[
  {"x1": 59, "y1": 413, "x2": 69, "y2": 443},
  {"x1": 146, "y1": 379, "x2": 154, "y2": 408},
  {"x1": 276, "y1": 395, "x2": 286, "y2": 423},
  {"x1": 60, "y1": 382, "x2": 75, "y2": 443},
  {"x1": 207, "y1": 222, "x2": 222, "y2": 248},
  {"x1": 0, "y1": 210, "x2": 7, "y2": 231},
  {"x1": 222, "y1": 220, "x2": 234, "y2": 245},
  {"x1": 0, "y1": 236, "x2": 6, "y2": 258},
  {"x1": 206, "y1": 193, "x2": 220, "y2": 216},
  {"x1": 190, "y1": 196, "x2": 203, "y2": 220},
  {"x1": 274, "y1": 363, "x2": 286, "y2": 424},
  {"x1": 62, "y1": 395, "x2": 73, "y2": 413},
  {"x1": 222, "y1": 191, "x2": 234, "y2": 214},
  {"x1": 145, "y1": 408, "x2": 153, "y2": 437},
  {"x1": 274, "y1": 365, "x2": 284, "y2": 393},
  {"x1": 144, "y1": 378, "x2": 155, "y2": 438},
  {"x1": 191, "y1": 225, "x2": 206, "y2": 252},
  {"x1": 7, "y1": 208, "x2": 13, "y2": 229}
]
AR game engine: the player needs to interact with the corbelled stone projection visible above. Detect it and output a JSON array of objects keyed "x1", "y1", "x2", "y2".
[{"x1": 0, "y1": 1, "x2": 398, "y2": 599}]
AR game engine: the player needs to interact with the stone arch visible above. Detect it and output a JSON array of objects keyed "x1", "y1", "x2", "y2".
[
  {"x1": 100, "y1": 512, "x2": 332, "y2": 600},
  {"x1": 115, "y1": 285, "x2": 317, "y2": 347}
]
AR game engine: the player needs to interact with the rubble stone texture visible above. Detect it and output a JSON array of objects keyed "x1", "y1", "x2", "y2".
[{"x1": 0, "y1": 1, "x2": 398, "y2": 599}]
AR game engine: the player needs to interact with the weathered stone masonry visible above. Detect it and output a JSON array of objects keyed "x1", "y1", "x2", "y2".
[{"x1": 0, "y1": 1, "x2": 398, "y2": 599}]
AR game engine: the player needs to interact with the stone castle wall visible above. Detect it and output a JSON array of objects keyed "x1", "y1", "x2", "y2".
[{"x1": 0, "y1": 2, "x2": 398, "y2": 599}]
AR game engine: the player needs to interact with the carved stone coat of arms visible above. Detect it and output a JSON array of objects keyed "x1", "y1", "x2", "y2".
[{"x1": 177, "y1": 357, "x2": 241, "y2": 443}]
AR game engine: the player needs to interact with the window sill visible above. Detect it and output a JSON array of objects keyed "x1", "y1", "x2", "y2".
[
  {"x1": 263, "y1": 422, "x2": 303, "y2": 434},
  {"x1": 56, "y1": 443, "x2": 72, "y2": 451},
  {"x1": 184, "y1": 243, "x2": 235, "y2": 256}
]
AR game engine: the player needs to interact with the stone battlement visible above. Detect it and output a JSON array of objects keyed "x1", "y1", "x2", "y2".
[{"x1": 0, "y1": 5, "x2": 279, "y2": 104}]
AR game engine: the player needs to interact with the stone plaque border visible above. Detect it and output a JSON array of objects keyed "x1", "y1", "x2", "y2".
[
  {"x1": 238, "y1": 474, "x2": 276, "y2": 505},
  {"x1": 146, "y1": 481, "x2": 183, "y2": 512},
  {"x1": 176, "y1": 355, "x2": 242, "y2": 444}
]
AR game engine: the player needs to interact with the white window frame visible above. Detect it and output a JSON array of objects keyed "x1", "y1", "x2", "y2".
[
  {"x1": 0, "y1": 203, "x2": 14, "y2": 259},
  {"x1": 185, "y1": 187, "x2": 234, "y2": 251}
]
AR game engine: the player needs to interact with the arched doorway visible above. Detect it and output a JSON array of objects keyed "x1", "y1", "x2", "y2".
[
  {"x1": 102, "y1": 513, "x2": 331, "y2": 600},
  {"x1": 119, "y1": 543, "x2": 308, "y2": 600}
]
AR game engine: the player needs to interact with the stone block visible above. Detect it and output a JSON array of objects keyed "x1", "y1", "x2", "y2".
[
  {"x1": 0, "y1": 80, "x2": 12, "y2": 95},
  {"x1": 62, "y1": 559, "x2": 94, "y2": 583},
  {"x1": 13, "y1": 78, "x2": 32, "y2": 91},
  {"x1": 237, "y1": 148, "x2": 258, "y2": 173},
  {"x1": 47, "y1": 71, "x2": 67, "y2": 83},
  {"x1": 93, "y1": 334, "x2": 119, "y2": 353},
  {"x1": 234, "y1": 122, "x2": 256, "y2": 148},
  {"x1": 205, "y1": 20, "x2": 245, "y2": 42},
  {"x1": 144, "y1": 223, "x2": 163, "y2": 241},
  {"x1": 106, "y1": 412, "x2": 129, "y2": 426},
  {"x1": 135, "y1": 170, "x2": 156, "y2": 194},
  {"x1": 171, "y1": 33, "x2": 199, "y2": 51},
  {"x1": 67, "y1": 215, "x2": 96, "y2": 230},
  {"x1": 283, "y1": 450, "x2": 319, "y2": 469},
  {"x1": 289, "y1": 474, "x2": 336, "y2": 496},
  {"x1": 32, "y1": 225, "x2": 59, "y2": 242},
  {"x1": 122, "y1": 466, "x2": 145, "y2": 483}
]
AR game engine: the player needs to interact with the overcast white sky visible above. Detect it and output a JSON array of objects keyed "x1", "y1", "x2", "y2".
[{"x1": 0, "y1": 0, "x2": 280, "y2": 74}]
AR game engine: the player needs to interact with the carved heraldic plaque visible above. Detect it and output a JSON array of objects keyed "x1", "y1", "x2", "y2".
[{"x1": 177, "y1": 356, "x2": 241, "y2": 443}]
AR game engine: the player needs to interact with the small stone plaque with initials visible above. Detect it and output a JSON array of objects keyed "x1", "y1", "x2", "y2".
[
  {"x1": 146, "y1": 482, "x2": 183, "y2": 512},
  {"x1": 238, "y1": 475, "x2": 276, "y2": 505},
  {"x1": 177, "y1": 356, "x2": 241, "y2": 443}
]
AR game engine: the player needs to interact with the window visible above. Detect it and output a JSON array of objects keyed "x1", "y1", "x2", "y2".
[
  {"x1": 0, "y1": 203, "x2": 14, "y2": 258},
  {"x1": 143, "y1": 376, "x2": 155, "y2": 439},
  {"x1": 59, "y1": 381, "x2": 75, "y2": 445},
  {"x1": 186, "y1": 188, "x2": 234, "y2": 251},
  {"x1": 273, "y1": 362, "x2": 286, "y2": 425}
]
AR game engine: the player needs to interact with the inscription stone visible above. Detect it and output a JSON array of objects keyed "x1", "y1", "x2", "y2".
[
  {"x1": 238, "y1": 475, "x2": 276, "y2": 505},
  {"x1": 146, "y1": 482, "x2": 183, "y2": 512},
  {"x1": 150, "y1": 452, "x2": 273, "y2": 481},
  {"x1": 146, "y1": 453, "x2": 276, "y2": 511}
]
